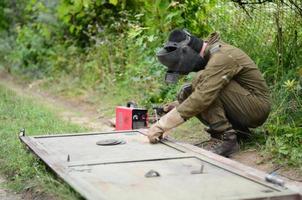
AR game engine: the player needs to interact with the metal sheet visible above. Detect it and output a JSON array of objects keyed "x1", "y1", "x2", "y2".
[{"x1": 20, "y1": 131, "x2": 301, "y2": 200}]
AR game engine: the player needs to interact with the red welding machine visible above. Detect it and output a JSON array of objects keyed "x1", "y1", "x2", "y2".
[{"x1": 115, "y1": 104, "x2": 148, "y2": 130}]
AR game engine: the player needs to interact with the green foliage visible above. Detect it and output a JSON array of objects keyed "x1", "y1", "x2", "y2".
[
  {"x1": 9, "y1": 26, "x2": 51, "y2": 77},
  {"x1": 182, "y1": 0, "x2": 217, "y2": 36},
  {"x1": 264, "y1": 74, "x2": 302, "y2": 166},
  {"x1": 266, "y1": 125, "x2": 302, "y2": 166},
  {"x1": 4, "y1": 0, "x2": 61, "y2": 78},
  {"x1": 210, "y1": 2, "x2": 302, "y2": 82},
  {"x1": 56, "y1": 0, "x2": 141, "y2": 46},
  {"x1": 0, "y1": 85, "x2": 86, "y2": 199},
  {"x1": 0, "y1": 1, "x2": 9, "y2": 31},
  {"x1": 0, "y1": 0, "x2": 27, "y2": 32}
]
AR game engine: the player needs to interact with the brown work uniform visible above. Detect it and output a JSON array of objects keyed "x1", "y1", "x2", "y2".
[{"x1": 176, "y1": 32, "x2": 271, "y2": 132}]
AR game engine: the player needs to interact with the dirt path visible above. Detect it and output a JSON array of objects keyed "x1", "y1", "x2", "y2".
[
  {"x1": 0, "y1": 176, "x2": 22, "y2": 200},
  {"x1": 0, "y1": 70, "x2": 301, "y2": 197},
  {"x1": 0, "y1": 71, "x2": 113, "y2": 132}
]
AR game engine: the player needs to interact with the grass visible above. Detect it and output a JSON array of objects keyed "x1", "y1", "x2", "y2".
[
  {"x1": 40, "y1": 74, "x2": 152, "y2": 117},
  {"x1": 0, "y1": 84, "x2": 87, "y2": 199}
]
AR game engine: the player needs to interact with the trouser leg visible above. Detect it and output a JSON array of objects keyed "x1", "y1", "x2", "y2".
[
  {"x1": 198, "y1": 99, "x2": 232, "y2": 132},
  {"x1": 219, "y1": 81, "x2": 270, "y2": 129}
]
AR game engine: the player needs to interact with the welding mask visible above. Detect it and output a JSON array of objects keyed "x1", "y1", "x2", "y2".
[{"x1": 156, "y1": 31, "x2": 207, "y2": 83}]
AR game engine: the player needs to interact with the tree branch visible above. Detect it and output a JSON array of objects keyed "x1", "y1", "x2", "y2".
[
  {"x1": 287, "y1": 0, "x2": 302, "y2": 17},
  {"x1": 231, "y1": 0, "x2": 272, "y2": 6}
]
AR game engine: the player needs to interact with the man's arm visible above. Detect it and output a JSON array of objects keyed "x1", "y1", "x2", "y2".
[
  {"x1": 177, "y1": 52, "x2": 242, "y2": 119},
  {"x1": 147, "y1": 52, "x2": 242, "y2": 144}
]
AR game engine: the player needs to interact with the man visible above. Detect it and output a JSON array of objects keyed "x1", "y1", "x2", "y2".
[{"x1": 147, "y1": 29, "x2": 271, "y2": 157}]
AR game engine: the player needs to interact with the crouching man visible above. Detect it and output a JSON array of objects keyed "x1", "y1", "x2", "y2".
[{"x1": 147, "y1": 29, "x2": 271, "y2": 157}]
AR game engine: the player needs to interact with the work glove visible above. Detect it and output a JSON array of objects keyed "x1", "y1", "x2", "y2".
[
  {"x1": 147, "y1": 108, "x2": 185, "y2": 144},
  {"x1": 177, "y1": 83, "x2": 192, "y2": 103},
  {"x1": 162, "y1": 101, "x2": 179, "y2": 113}
]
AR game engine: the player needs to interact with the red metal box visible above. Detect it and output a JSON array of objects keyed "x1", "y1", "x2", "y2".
[{"x1": 115, "y1": 106, "x2": 148, "y2": 130}]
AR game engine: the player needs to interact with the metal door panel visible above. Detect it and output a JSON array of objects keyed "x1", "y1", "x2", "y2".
[
  {"x1": 68, "y1": 157, "x2": 286, "y2": 200},
  {"x1": 19, "y1": 131, "x2": 301, "y2": 200}
]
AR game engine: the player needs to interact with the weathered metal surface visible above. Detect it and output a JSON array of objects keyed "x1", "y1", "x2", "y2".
[{"x1": 20, "y1": 130, "x2": 301, "y2": 200}]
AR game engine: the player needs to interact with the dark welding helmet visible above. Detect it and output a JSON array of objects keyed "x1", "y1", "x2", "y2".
[{"x1": 156, "y1": 30, "x2": 207, "y2": 83}]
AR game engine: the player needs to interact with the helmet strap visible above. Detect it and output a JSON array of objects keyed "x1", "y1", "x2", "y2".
[{"x1": 200, "y1": 42, "x2": 208, "y2": 58}]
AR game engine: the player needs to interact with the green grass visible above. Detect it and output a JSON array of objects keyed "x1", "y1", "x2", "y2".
[{"x1": 0, "y1": 84, "x2": 87, "y2": 199}]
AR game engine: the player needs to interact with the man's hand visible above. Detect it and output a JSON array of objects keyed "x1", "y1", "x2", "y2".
[
  {"x1": 163, "y1": 101, "x2": 179, "y2": 113},
  {"x1": 147, "y1": 108, "x2": 185, "y2": 144},
  {"x1": 147, "y1": 123, "x2": 164, "y2": 144}
]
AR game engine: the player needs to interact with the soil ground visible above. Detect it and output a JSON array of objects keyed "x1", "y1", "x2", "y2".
[
  {"x1": 0, "y1": 176, "x2": 22, "y2": 200},
  {"x1": 0, "y1": 70, "x2": 301, "y2": 199}
]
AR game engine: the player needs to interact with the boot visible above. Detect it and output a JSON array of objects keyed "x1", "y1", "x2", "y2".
[
  {"x1": 204, "y1": 126, "x2": 252, "y2": 142},
  {"x1": 199, "y1": 129, "x2": 239, "y2": 157},
  {"x1": 232, "y1": 125, "x2": 252, "y2": 141}
]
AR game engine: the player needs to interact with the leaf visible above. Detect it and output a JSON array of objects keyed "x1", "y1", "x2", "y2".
[
  {"x1": 83, "y1": 0, "x2": 91, "y2": 8},
  {"x1": 147, "y1": 35, "x2": 156, "y2": 42},
  {"x1": 69, "y1": 25, "x2": 75, "y2": 33},
  {"x1": 278, "y1": 146, "x2": 289, "y2": 155},
  {"x1": 109, "y1": 0, "x2": 118, "y2": 6},
  {"x1": 299, "y1": 67, "x2": 302, "y2": 77}
]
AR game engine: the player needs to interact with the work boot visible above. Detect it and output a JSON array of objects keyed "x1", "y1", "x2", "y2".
[
  {"x1": 199, "y1": 129, "x2": 239, "y2": 157},
  {"x1": 232, "y1": 125, "x2": 252, "y2": 141},
  {"x1": 204, "y1": 126, "x2": 252, "y2": 142}
]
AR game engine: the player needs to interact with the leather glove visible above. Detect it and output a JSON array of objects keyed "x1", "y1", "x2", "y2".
[
  {"x1": 163, "y1": 101, "x2": 179, "y2": 113},
  {"x1": 147, "y1": 108, "x2": 185, "y2": 144},
  {"x1": 177, "y1": 83, "x2": 192, "y2": 103}
]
